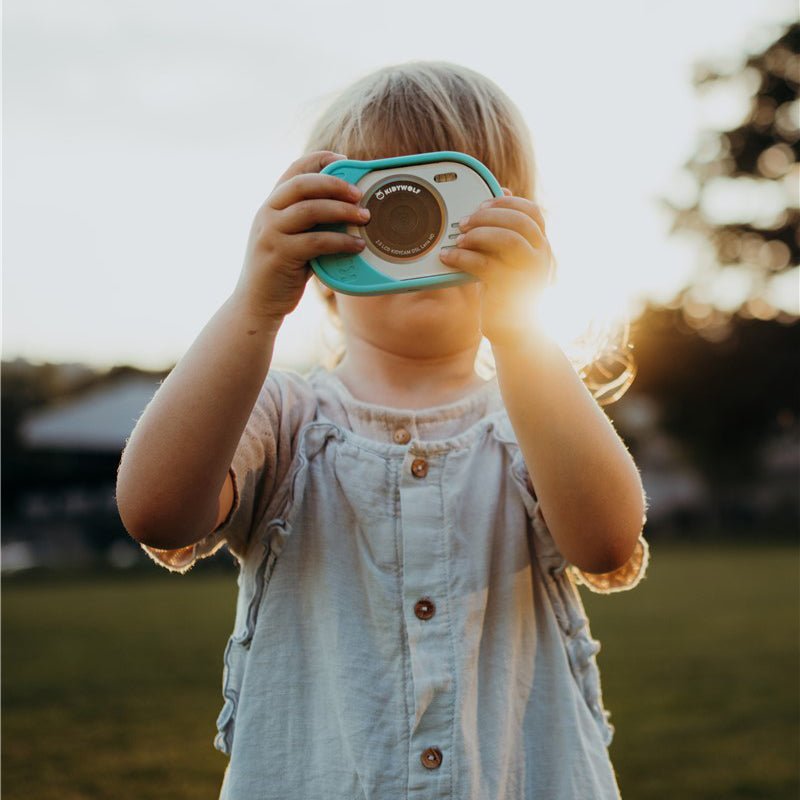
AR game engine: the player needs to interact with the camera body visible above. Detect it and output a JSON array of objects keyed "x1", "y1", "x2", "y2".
[{"x1": 309, "y1": 151, "x2": 502, "y2": 295}]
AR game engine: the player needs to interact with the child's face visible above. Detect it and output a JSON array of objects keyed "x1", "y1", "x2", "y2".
[{"x1": 332, "y1": 282, "x2": 484, "y2": 359}]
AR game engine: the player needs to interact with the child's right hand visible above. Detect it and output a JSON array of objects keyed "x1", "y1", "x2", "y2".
[{"x1": 234, "y1": 150, "x2": 369, "y2": 324}]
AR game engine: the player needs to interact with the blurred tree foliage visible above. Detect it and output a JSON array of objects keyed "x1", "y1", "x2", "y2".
[
  {"x1": 629, "y1": 304, "x2": 799, "y2": 487},
  {"x1": 616, "y1": 301, "x2": 799, "y2": 538},
  {"x1": 665, "y1": 21, "x2": 799, "y2": 319}
]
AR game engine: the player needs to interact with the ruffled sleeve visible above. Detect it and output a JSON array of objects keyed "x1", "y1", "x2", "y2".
[
  {"x1": 138, "y1": 368, "x2": 318, "y2": 574},
  {"x1": 508, "y1": 446, "x2": 651, "y2": 594},
  {"x1": 568, "y1": 533, "x2": 650, "y2": 594}
]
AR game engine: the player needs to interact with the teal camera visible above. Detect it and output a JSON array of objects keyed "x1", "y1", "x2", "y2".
[{"x1": 309, "y1": 151, "x2": 503, "y2": 296}]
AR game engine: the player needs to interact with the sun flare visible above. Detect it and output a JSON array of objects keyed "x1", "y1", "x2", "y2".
[{"x1": 532, "y1": 284, "x2": 638, "y2": 404}]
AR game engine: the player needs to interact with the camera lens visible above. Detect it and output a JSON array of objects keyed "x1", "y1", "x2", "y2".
[{"x1": 363, "y1": 177, "x2": 444, "y2": 262}]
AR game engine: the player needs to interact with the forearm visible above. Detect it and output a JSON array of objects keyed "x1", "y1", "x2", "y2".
[
  {"x1": 492, "y1": 324, "x2": 646, "y2": 574},
  {"x1": 116, "y1": 290, "x2": 282, "y2": 549}
]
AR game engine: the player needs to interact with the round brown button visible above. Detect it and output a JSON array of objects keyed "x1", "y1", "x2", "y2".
[
  {"x1": 420, "y1": 746, "x2": 443, "y2": 769},
  {"x1": 414, "y1": 598, "x2": 436, "y2": 620},
  {"x1": 393, "y1": 427, "x2": 411, "y2": 445},
  {"x1": 411, "y1": 458, "x2": 428, "y2": 478}
]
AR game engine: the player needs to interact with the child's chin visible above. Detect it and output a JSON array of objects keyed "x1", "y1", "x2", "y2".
[{"x1": 406, "y1": 284, "x2": 473, "y2": 300}]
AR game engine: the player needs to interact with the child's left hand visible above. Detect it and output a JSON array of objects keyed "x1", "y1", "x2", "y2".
[{"x1": 439, "y1": 188, "x2": 553, "y2": 347}]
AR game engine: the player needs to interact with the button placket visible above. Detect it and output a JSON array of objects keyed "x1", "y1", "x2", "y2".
[{"x1": 399, "y1": 449, "x2": 454, "y2": 793}]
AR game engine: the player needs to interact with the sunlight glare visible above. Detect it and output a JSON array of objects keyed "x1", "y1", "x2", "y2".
[{"x1": 528, "y1": 283, "x2": 636, "y2": 404}]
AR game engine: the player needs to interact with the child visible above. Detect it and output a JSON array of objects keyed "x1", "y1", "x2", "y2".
[{"x1": 116, "y1": 60, "x2": 650, "y2": 800}]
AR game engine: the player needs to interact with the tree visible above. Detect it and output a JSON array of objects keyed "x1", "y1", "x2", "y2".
[
  {"x1": 628, "y1": 304, "x2": 799, "y2": 483},
  {"x1": 609, "y1": 303, "x2": 799, "y2": 537},
  {"x1": 664, "y1": 21, "x2": 799, "y2": 332}
]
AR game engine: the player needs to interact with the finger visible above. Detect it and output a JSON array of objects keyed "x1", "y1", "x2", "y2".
[
  {"x1": 278, "y1": 150, "x2": 348, "y2": 183},
  {"x1": 454, "y1": 226, "x2": 532, "y2": 267},
  {"x1": 501, "y1": 187, "x2": 513, "y2": 196},
  {"x1": 278, "y1": 198, "x2": 370, "y2": 234},
  {"x1": 269, "y1": 173, "x2": 362, "y2": 210},
  {"x1": 476, "y1": 196, "x2": 547, "y2": 235},
  {"x1": 458, "y1": 207, "x2": 544, "y2": 247},
  {"x1": 284, "y1": 230, "x2": 365, "y2": 261},
  {"x1": 439, "y1": 246, "x2": 494, "y2": 281}
]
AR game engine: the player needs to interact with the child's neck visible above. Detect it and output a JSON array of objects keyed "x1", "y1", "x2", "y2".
[{"x1": 332, "y1": 339, "x2": 487, "y2": 410}]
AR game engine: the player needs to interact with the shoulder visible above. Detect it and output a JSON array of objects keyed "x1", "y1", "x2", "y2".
[
  {"x1": 257, "y1": 367, "x2": 321, "y2": 422},
  {"x1": 263, "y1": 365, "x2": 317, "y2": 398}
]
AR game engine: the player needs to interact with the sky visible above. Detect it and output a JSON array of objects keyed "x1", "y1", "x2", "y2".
[{"x1": 3, "y1": 0, "x2": 797, "y2": 370}]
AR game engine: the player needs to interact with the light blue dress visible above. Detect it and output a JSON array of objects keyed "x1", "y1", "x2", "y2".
[{"x1": 141, "y1": 366, "x2": 650, "y2": 800}]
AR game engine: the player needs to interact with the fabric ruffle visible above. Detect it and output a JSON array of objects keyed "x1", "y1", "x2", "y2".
[
  {"x1": 499, "y1": 439, "x2": 651, "y2": 747},
  {"x1": 533, "y1": 506, "x2": 614, "y2": 747},
  {"x1": 529, "y1": 501, "x2": 617, "y2": 747},
  {"x1": 569, "y1": 534, "x2": 650, "y2": 594},
  {"x1": 499, "y1": 429, "x2": 650, "y2": 595},
  {"x1": 139, "y1": 532, "x2": 229, "y2": 574},
  {"x1": 137, "y1": 467, "x2": 240, "y2": 575},
  {"x1": 214, "y1": 527, "x2": 282, "y2": 756},
  {"x1": 213, "y1": 423, "x2": 339, "y2": 756}
]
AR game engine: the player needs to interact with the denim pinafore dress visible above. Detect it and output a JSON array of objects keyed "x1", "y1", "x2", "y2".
[{"x1": 141, "y1": 366, "x2": 650, "y2": 800}]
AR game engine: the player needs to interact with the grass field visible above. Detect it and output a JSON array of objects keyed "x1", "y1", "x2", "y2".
[{"x1": 2, "y1": 541, "x2": 798, "y2": 799}]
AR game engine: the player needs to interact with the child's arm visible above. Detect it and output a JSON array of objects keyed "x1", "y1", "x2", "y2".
[
  {"x1": 116, "y1": 295, "x2": 281, "y2": 549},
  {"x1": 492, "y1": 330, "x2": 646, "y2": 576},
  {"x1": 441, "y1": 192, "x2": 645, "y2": 575},
  {"x1": 116, "y1": 151, "x2": 367, "y2": 551}
]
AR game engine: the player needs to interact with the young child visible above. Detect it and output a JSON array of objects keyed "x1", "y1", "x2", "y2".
[{"x1": 116, "y1": 61, "x2": 650, "y2": 800}]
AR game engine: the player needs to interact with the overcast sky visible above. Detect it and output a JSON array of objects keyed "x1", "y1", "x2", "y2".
[{"x1": 3, "y1": 0, "x2": 796, "y2": 370}]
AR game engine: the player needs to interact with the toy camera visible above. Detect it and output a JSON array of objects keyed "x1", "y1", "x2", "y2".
[{"x1": 309, "y1": 151, "x2": 503, "y2": 295}]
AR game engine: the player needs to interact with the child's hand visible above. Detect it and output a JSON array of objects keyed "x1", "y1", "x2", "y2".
[
  {"x1": 439, "y1": 188, "x2": 554, "y2": 347},
  {"x1": 234, "y1": 151, "x2": 368, "y2": 324}
]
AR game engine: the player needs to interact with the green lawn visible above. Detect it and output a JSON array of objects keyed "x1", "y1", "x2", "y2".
[{"x1": 2, "y1": 542, "x2": 798, "y2": 799}]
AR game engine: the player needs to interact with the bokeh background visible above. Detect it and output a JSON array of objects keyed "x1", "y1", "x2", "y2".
[{"x1": 3, "y1": 1, "x2": 799, "y2": 798}]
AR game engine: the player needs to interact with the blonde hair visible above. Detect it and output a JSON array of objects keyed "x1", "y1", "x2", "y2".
[
  {"x1": 306, "y1": 61, "x2": 538, "y2": 200},
  {"x1": 305, "y1": 61, "x2": 633, "y2": 403}
]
